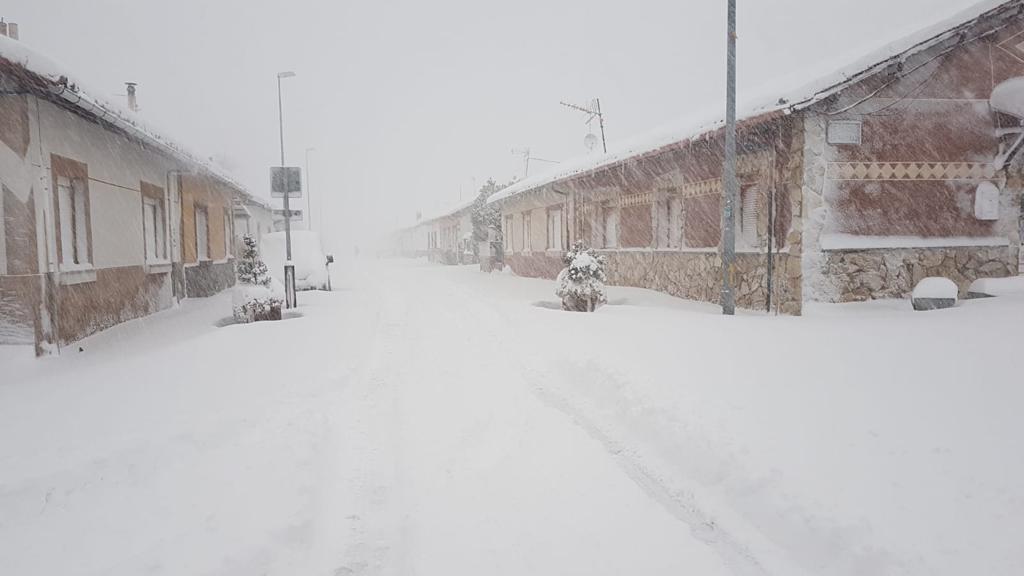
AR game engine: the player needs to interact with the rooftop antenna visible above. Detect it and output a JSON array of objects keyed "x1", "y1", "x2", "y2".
[
  {"x1": 124, "y1": 82, "x2": 139, "y2": 112},
  {"x1": 560, "y1": 98, "x2": 607, "y2": 153},
  {"x1": 512, "y1": 147, "x2": 560, "y2": 178}
]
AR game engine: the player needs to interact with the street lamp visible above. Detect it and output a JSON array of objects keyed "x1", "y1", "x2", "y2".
[
  {"x1": 277, "y1": 70, "x2": 297, "y2": 308},
  {"x1": 305, "y1": 147, "x2": 315, "y2": 231}
]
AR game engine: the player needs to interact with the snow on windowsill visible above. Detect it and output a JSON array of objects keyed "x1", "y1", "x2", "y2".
[{"x1": 821, "y1": 233, "x2": 1010, "y2": 251}]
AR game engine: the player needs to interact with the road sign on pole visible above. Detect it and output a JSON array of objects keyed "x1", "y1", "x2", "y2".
[
  {"x1": 271, "y1": 167, "x2": 303, "y2": 198},
  {"x1": 273, "y1": 208, "x2": 304, "y2": 220}
]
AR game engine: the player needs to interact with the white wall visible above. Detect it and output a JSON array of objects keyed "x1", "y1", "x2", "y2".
[{"x1": 36, "y1": 98, "x2": 187, "y2": 270}]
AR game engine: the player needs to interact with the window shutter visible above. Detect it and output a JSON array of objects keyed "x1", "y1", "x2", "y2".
[{"x1": 741, "y1": 187, "x2": 758, "y2": 247}]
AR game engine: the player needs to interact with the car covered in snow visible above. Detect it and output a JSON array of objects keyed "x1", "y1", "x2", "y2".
[{"x1": 261, "y1": 230, "x2": 331, "y2": 291}]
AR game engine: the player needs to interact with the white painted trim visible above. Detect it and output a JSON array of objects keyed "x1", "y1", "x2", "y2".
[
  {"x1": 145, "y1": 262, "x2": 172, "y2": 275},
  {"x1": 59, "y1": 267, "x2": 96, "y2": 285},
  {"x1": 821, "y1": 233, "x2": 1010, "y2": 251}
]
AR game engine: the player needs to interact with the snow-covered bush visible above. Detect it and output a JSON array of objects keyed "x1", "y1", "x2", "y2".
[
  {"x1": 556, "y1": 242, "x2": 607, "y2": 312},
  {"x1": 233, "y1": 235, "x2": 282, "y2": 323}
]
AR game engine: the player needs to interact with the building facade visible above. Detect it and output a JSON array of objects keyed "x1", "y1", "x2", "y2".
[
  {"x1": 490, "y1": 0, "x2": 1024, "y2": 315},
  {"x1": 0, "y1": 34, "x2": 250, "y2": 353}
]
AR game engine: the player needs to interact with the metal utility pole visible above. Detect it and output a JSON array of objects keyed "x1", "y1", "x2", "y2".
[
  {"x1": 721, "y1": 0, "x2": 737, "y2": 316},
  {"x1": 305, "y1": 147, "x2": 314, "y2": 231},
  {"x1": 560, "y1": 99, "x2": 608, "y2": 153},
  {"x1": 277, "y1": 70, "x2": 297, "y2": 308}
]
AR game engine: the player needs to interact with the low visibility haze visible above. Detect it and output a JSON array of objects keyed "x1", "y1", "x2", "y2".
[{"x1": 9, "y1": 0, "x2": 979, "y2": 252}]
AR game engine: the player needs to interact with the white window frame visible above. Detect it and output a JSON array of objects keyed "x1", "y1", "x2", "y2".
[
  {"x1": 56, "y1": 175, "x2": 91, "y2": 269},
  {"x1": 521, "y1": 212, "x2": 532, "y2": 253},
  {"x1": 223, "y1": 211, "x2": 233, "y2": 258},
  {"x1": 603, "y1": 205, "x2": 619, "y2": 249},
  {"x1": 547, "y1": 208, "x2": 563, "y2": 251},
  {"x1": 143, "y1": 196, "x2": 168, "y2": 263},
  {"x1": 195, "y1": 205, "x2": 210, "y2": 261},
  {"x1": 503, "y1": 215, "x2": 513, "y2": 253}
]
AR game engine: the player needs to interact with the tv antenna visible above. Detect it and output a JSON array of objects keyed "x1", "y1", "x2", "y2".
[
  {"x1": 560, "y1": 98, "x2": 607, "y2": 153},
  {"x1": 512, "y1": 147, "x2": 560, "y2": 179}
]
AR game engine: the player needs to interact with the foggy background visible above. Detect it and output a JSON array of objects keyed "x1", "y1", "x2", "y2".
[{"x1": 6, "y1": 0, "x2": 980, "y2": 253}]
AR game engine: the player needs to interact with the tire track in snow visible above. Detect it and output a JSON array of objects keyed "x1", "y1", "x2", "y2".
[{"x1": 526, "y1": 379, "x2": 769, "y2": 576}]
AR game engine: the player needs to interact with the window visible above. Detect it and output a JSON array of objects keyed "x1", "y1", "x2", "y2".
[
  {"x1": 739, "y1": 185, "x2": 758, "y2": 248},
  {"x1": 504, "y1": 215, "x2": 513, "y2": 253},
  {"x1": 547, "y1": 208, "x2": 563, "y2": 251},
  {"x1": 143, "y1": 196, "x2": 167, "y2": 262},
  {"x1": 521, "y1": 212, "x2": 532, "y2": 252},
  {"x1": 603, "y1": 205, "x2": 619, "y2": 249},
  {"x1": 223, "y1": 211, "x2": 233, "y2": 258},
  {"x1": 56, "y1": 175, "x2": 90, "y2": 267},
  {"x1": 195, "y1": 205, "x2": 209, "y2": 261}
]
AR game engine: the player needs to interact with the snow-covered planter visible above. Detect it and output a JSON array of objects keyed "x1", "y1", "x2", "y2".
[
  {"x1": 912, "y1": 277, "x2": 958, "y2": 311},
  {"x1": 556, "y1": 242, "x2": 608, "y2": 312},
  {"x1": 233, "y1": 235, "x2": 283, "y2": 323}
]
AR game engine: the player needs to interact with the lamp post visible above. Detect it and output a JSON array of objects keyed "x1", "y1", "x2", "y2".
[
  {"x1": 277, "y1": 70, "x2": 297, "y2": 308},
  {"x1": 305, "y1": 147, "x2": 315, "y2": 231},
  {"x1": 721, "y1": 1, "x2": 737, "y2": 316}
]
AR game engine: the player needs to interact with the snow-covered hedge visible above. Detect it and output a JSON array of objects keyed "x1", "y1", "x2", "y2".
[{"x1": 556, "y1": 242, "x2": 608, "y2": 312}]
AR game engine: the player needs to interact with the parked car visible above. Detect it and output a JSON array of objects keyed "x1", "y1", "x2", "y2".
[{"x1": 262, "y1": 230, "x2": 331, "y2": 291}]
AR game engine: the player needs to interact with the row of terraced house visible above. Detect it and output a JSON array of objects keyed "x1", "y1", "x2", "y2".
[
  {"x1": 397, "y1": 0, "x2": 1024, "y2": 315},
  {"x1": 0, "y1": 28, "x2": 272, "y2": 355}
]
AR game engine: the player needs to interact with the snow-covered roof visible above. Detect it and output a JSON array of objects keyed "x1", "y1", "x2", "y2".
[
  {"x1": 0, "y1": 34, "x2": 254, "y2": 201},
  {"x1": 490, "y1": 0, "x2": 1021, "y2": 206},
  {"x1": 415, "y1": 196, "x2": 477, "y2": 227}
]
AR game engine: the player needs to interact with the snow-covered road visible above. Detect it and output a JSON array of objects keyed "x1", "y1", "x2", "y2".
[
  {"x1": 2, "y1": 260, "x2": 1023, "y2": 576},
  {"x1": 0, "y1": 261, "x2": 734, "y2": 576}
]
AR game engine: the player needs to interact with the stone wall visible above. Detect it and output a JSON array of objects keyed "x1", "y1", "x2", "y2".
[
  {"x1": 507, "y1": 249, "x2": 802, "y2": 314},
  {"x1": 821, "y1": 246, "x2": 1017, "y2": 302},
  {"x1": 602, "y1": 251, "x2": 800, "y2": 314},
  {"x1": 184, "y1": 260, "x2": 235, "y2": 298}
]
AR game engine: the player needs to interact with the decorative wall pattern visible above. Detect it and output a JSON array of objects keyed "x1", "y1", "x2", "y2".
[{"x1": 827, "y1": 161, "x2": 999, "y2": 181}]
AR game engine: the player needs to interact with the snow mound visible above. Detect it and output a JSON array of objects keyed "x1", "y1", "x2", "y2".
[
  {"x1": 968, "y1": 275, "x2": 1024, "y2": 297},
  {"x1": 912, "y1": 277, "x2": 959, "y2": 310}
]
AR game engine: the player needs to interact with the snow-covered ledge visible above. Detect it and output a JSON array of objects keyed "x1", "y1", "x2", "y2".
[
  {"x1": 820, "y1": 233, "x2": 1010, "y2": 251},
  {"x1": 145, "y1": 261, "x2": 172, "y2": 275},
  {"x1": 59, "y1": 266, "x2": 97, "y2": 285}
]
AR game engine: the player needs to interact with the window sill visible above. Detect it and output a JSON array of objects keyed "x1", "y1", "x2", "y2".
[
  {"x1": 146, "y1": 261, "x2": 172, "y2": 274},
  {"x1": 60, "y1": 267, "x2": 97, "y2": 285}
]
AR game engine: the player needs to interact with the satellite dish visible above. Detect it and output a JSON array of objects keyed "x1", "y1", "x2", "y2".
[{"x1": 584, "y1": 132, "x2": 599, "y2": 152}]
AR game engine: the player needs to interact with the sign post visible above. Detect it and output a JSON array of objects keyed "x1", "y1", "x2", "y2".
[{"x1": 271, "y1": 166, "x2": 302, "y2": 308}]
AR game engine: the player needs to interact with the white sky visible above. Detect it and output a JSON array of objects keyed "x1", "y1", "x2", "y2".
[{"x1": 5, "y1": 0, "x2": 983, "y2": 251}]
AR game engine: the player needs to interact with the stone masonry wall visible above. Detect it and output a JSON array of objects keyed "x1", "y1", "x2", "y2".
[{"x1": 822, "y1": 246, "x2": 1016, "y2": 301}]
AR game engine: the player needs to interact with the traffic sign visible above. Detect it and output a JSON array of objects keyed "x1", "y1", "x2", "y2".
[{"x1": 270, "y1": 166, "x2": 302, "y2": 198}]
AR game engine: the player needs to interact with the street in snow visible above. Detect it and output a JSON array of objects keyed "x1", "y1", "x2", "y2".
[{"x1": 2, "y1": 261, "x2": 1023, "y2": 576}]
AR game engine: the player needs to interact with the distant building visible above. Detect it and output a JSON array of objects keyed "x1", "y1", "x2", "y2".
[
  {"x1": 489, "y1": 0, "x2": 1024, "y2": 314},
  {"x1": 394, "y1": 199, "x2": 477, "y2": 265},
  {"x1": 0, "y1": 32, "x2": 256, "y2": 353}
]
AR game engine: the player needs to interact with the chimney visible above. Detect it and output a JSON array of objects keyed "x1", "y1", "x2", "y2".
[{"x1": 125, "y1": 82, "x2": 139, "y2": 112}]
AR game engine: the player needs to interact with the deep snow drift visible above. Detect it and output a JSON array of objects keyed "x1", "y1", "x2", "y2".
[{"x1": 1, "y1": 260, "x2": 1021, "y2": 576}]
